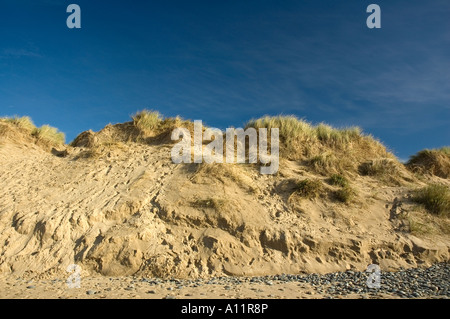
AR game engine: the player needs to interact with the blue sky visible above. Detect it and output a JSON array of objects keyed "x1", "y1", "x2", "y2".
[{"x1": 1, "y1": 0, "x2": 449, "y2": 160}]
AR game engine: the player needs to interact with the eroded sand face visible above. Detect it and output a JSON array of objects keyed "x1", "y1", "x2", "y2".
[{"x1": 0, "y1": 123, "x2": 449, "y2": 292}]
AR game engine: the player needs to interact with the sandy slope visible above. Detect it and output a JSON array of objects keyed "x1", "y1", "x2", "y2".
[{"x1": 0, "y1": 123, "x2": 449, "y2": 286}]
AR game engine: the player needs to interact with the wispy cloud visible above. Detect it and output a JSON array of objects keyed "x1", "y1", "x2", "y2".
[{"x1": 1, "y1": 48, "x2": 42, "y2": 59}]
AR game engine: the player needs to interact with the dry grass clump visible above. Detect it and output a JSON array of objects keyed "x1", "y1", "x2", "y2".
[
  {"x1": 308, "y1": 152, "x2": 336, "y2": 173},
  {"x1": 1, "y1": 116, "x2": 65, "y2": 147},
  {"x1": 326, "y1": 174, "x2": 355, "y2": 203},
  {"x1": 440, "y1": 147, "x2": 450, "y2": 155},
  {"x1": 246, "y1": 115, "x2": 317, "y2": 158},
  {"x1": 32, "y1": 125, "x2": 65, "y2": 145},
  {"x1": 359, "y1": 158, "x2": 399, "y2": 176},
  {"x1": 408, "y1": 217, "x2": 433, "y2": 235},
  {"x1": 327, "y1": 174, "x2": 349, "y2": 187},
  {"x1": 132, "y1": 110, "x2": 192, "y2": 136},
  {"x1": 334, "y1": 185, "x2": 356, "y2": 203},
  {"x1": 247, "y1": 115, "x2": 315, "y2": 142},
  {"x1": 412, "y1": 184, "x2": 450, "y2": 217},
  {"x1": 315, "y1": 123, "x2": 361, "y2": 148},
  {"x1": 308, "y1": 152, "x2": 355, "y2": 175},
  {"x1": 246, "y1": 116, "x2": 366, "y2": 153},
  {"x1": 132, "y1": 110, "x2": 163, "y2": 135},
  {"x1": 293, "y1": 179, "x2": 324, "y2": 199},
  {"x1": 406, "y1": 147, "x2": 450, "y2": 179},
  {"x1": 359, "y1": 158, "x2": 405, "y2": 185},
  {"x1": 246, "y1": 115, "x2": 392, "y2": 175},
  {"x1": 407, "y1": 206, "x2": 450, "y2": 236},
  {"x1": 2, "y1": 116, "x2": 37, "y2": 133}
]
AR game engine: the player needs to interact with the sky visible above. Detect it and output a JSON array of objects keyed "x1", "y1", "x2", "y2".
[{"x1": 0, "y1": 0, "x2": 449, "y2": 161}]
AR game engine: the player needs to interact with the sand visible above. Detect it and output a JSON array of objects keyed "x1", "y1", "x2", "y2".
[
  {"x1": 0, "y1": 120, "x2": 449, "y2": 299},
  {"x1": 0, "y1": 275, "x2": 398, "y2": 299}
]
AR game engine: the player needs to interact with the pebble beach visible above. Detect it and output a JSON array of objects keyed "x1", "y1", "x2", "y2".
[{"x1": 1, "y1": 263, "x2": 448, "y2": 299}]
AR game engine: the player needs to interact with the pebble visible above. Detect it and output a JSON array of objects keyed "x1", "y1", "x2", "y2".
[
  {"x1": 86, "y1": 290, "x2": 96, "y2": 295},
  {"x1": 316, "y1": 262, "x2": 450, "y2": 298},
  {"x1": 26, "y1": 285, "x2": 36, "y2": 289},
  {"x1": 84, "y1": 263, "x2": 445, "y2": 299}
]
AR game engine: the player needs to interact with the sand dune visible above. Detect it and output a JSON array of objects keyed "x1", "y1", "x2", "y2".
[{"x1": 0, "y1": 115, "x2": 449, "y2": 287}]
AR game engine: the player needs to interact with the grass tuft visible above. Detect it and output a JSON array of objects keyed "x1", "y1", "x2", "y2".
[
  {"x1": 412, "y1": 184, "x2": 450, "y2": 216},
  {"x1": 438, "y1": 146, "x2": 450, "y2": 155},
  {"x1": 309, "y1": 152, "x2": 334, "y2": 170},
  {"x1": 328, "y1": 174, "x2": 349, "y2": 187},
  {"x1": 246, "y1": 115, "x2": 315, "y2": 142},
  {"x1": 359, "y1": 158, "x2": 397, "y2": 176},
  {"x1": 316, "y1": 123, "x2": 360, "y2": 147},
  {"x1": 334, "y1": 185, "x2": 356, "y2": 203},
  {"x1": 2, "y1": 116, "x2": 37, "y2": 132},
  {"x1": 246, "y1": 115, "x2": 391, "y2": 176},
  {"x1": 308, "y1": 152, "x2": 355, "y2": 175},
  {"x1": 132, "y1": 110, "x2": 162, "y2": 135},
  {"x1": 1, "y1": 116, "x2": 65, "y2": 147},
  {"x1": 406, "y1": 147, "x2": 450, "y2": 178},
  {"x1": 293, "y1": 179, "x2": 324, "y2": 199},
  {"x1": 33, "y1": 125, "x2": 65, "y2": 145},
  {"x1": 408, "y1": 218, "x2": 432, "y2": 235},
  {"x1": 359, "y1": 158, "x2": 404, "y2": 184}
]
